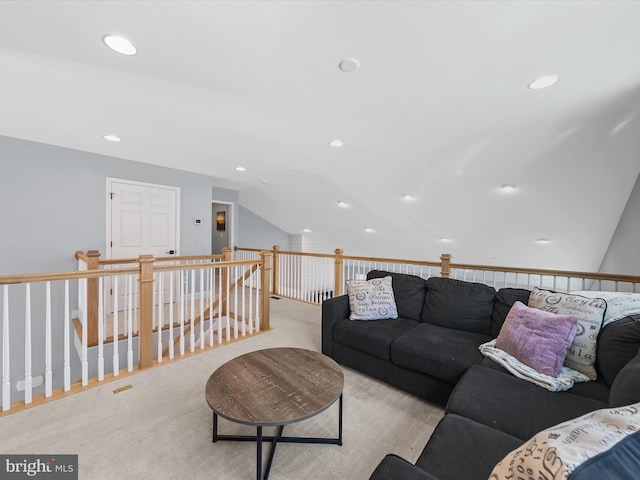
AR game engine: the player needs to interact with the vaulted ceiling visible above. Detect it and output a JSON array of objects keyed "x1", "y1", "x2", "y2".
[{"x1": 1, "y1": 1, "x2": 639, "y2": 271}]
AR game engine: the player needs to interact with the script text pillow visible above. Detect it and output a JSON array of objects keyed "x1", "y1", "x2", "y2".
[
  {"x1": 347, "y1": 276, "x2": 398, "y2": 321},
  {"x1": 490, "y1": 403, "x2": 640, "y2": 480},
  {"x1": 496, "y1": 301, "x2": 578, "y2": 377},
  {"x1": 529, "y1": 288, "x2": 606, "y2": 380}
]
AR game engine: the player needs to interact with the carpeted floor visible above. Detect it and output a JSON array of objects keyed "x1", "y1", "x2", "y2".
[{"x1": 0, "y1": 297, "x2": 444, "y2": 479}]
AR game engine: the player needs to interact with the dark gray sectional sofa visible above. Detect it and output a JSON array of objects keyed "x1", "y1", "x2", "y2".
[{"x1": 321, "y1": 270, "x2": 640, "y2": 480}]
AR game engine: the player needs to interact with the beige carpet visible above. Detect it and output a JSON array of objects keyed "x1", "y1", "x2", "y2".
[{"x1": 0, "y1": 297, "x2": 444, "y2": 479}]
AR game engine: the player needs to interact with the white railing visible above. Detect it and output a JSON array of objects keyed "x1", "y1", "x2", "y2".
[
  {"x1": 236, "y1": 247, "x2": 640, "y2": 305},
  {"x1": 0, "y1": 250, "x2": 270, "y2": 413}
]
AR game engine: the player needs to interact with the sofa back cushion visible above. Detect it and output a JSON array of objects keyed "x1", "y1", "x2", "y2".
[
  {"x1": 609, "y1": 347, "x2": 640, "y2": 407},
  {"x1": 421, "y1": 277, "x2": 496, "y2": 334},
  {"x1": 367, "y1": 270, "x2": 427, "y2": 321},
  {"x1": 596, "y1": 315, "x2": 640, "y2": 386},
  {"x1": 491, "y1": 288, "x2": 532, "y2": 337}
]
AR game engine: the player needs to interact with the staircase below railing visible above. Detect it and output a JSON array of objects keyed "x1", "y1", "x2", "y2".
[{"x1": 1, "y1": 248, "x2": 272, "y2": 415}]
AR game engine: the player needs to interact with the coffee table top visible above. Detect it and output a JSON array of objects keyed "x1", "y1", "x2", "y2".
[{"x1": 205, "y1": 347, "x2": 344, "y2": 427}]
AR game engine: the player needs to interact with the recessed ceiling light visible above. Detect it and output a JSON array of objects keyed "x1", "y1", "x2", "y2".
[
  {"x1": 103, "y1": 134, "x2": 121, "y2": 142},
  {"x1": 338, "y1": 58, "x2": 360, "y2": 73},
  {"x1": 439, "y1": 237, "x2": 451, "y2": 242},
  {"x1": 102, "y1": 35, "x2": 137, "y2": 56},
  {"x1": 302, "y1": 228, "x2": 312, "y2": 233},
  {"x1": 337, "y1": 201, "x2": 348, "y2": 208},
  {"x1": 330, "y1": 139, "x2": 344, "y2": 148},
  {"x1": 499, "y1": 184, "x2": 516, "y2": 192},
  {"x1": 536, "y1": 238, "x2": 550, "y2": 244},
  {"x1": 260, "y1": 179, "x2": 268, "y2": 184},
  {"x1": 402, "y1": 194, "x2": 414, "y2": 201},
  {"x1": 235, "y1": 166, "x2": 246, "y2": 172},
  {"x1": 364, "y1": 227, "x2": 375, "y2": 233},
  {"x1": 528, "y1": 75, "x2": 558, "y2": 90}
]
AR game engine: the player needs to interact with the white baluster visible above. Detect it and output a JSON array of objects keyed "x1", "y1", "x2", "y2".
[
  {"x1": 199, "y1": 269, "x2": 204, "y2": 350},
  {"x1": 217, "y1": 269, "x2": 223, "y2": 344},
  {"x1": 127, "y1": 274, "x2": 133, "y2": 372},
  {"x1": 209, "y1": 268, "x2": 214, "y2": 346},
  {"x1": 2, "y1": 285, "x2": 10, "y2": 411},
  {"x1": 157, "y1": 272, "x2": 163, "y2": 363},
  {"x1": 225, "y1": 268, "x2": 230, "y2": 341},
  {"x1": 241, "y1": 266, "x2": 246, "y2": 336},
  {"x1": 98, "y1": 277, "x2": 104, "y2": 381},
  {"x1": 190, "y1": 270, "x2": 195, "y2": 352},
  {"x1": 248, "y1": 267, "x2": 253, "y2": 333},
  {"x1": 255, "y1": 268, "x2": 261, "y2": 332},
  {"x1": 63, "y1": 280, "x2": 70, "y2": 391},
  {"x1": 24, "y1": 283, "x2": 32, "y2": 404},
  {"x1": 45, "y1": 282, "x2": 52, "y2": 397},
  {"x1": 233, "y1": 266, "x2": 238, "y2": 339},
  {"x1": 113, "y1": 277, "x2": 119, "y2": 377},
  {"x1": 179, "y1": 271, "x2": 185, "y2": 356},
  {"x1": 169, "y1": 272, "x2": 174, "y2": 359},
  {"x1": 81, "y1": 279, "x2": 88, "y2": 386}
]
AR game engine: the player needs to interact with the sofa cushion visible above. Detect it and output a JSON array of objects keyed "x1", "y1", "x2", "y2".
[
  {"x1": 333, "y1": 318, "x2": 418, "y2": 360},
  {"x1": 421, "y1": 277, "x2": 496, "y2": 334},
  {"x1": 609, "y1": 348, "x2": 640, "y2": 407},
  {"x1": 367, "y1": 270, "x2": 428, "y2": 321},
  {"x1": 416, "y1": 414, "x2": 522, "y2": 480},
  {"x1": 491, "y1": 287, "x2": 531, "y2": 337},
  {"x1": 391, "y1": 323, "x2": 491, "y2": 384},
  {"x1": 596, "y1": 315, "x2": 640, "y2": 386},
  {"x1": 347, "y1": 276, "x2": 398, "y2": 320},
  {"x1": 489, "y1": 403, "x2": 640, "y2": 480},
  {"x1": 479, "y1": 357, "x2": 611, "y2": 403},
  {"x1": 446, "y1": 365, "x2": 608, "y2": 440},
  {"x1": 495, "y1": 301, "x2": 577, "y2": 377},
  {"x1": 529, "y1": 288, "x2": 606, "y2": 380}
]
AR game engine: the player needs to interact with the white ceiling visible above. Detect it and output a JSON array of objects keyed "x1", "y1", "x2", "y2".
[{"x1": 1, "y1": 0, "x2": 639, "y2": 271}]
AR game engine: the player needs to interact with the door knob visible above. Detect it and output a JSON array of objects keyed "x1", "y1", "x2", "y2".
[{"x1": 166, "y1": 250, "x2": 175, "y2": 255}]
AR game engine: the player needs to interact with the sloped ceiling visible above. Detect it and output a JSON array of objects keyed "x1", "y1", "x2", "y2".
[{"x1": 0, "y1": 1, "x2": 639, "y2": 271}]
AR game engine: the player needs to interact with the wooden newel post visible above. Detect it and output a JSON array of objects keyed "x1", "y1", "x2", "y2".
[
  {"x1": 440, "y1": 253, "x2": 452, "y2": 278},
  {"x1": 85, "y1": 250, "x2": 101, "y2": 346},
  {"x1": 334, "y1": 248, "x2": 344, "y2": 297},
  {"x1": 259, "y1": 250, "x2": 272, "y2": 331},
  {"x1": 138, "y1": 255, "x2": 155, "y2": 369},
  {"x1": 272, "y1": 245, "x2": 280, "y2": 295},
  {"x1": 221, "y1": 247, "x2": 232, "y2": 261}
]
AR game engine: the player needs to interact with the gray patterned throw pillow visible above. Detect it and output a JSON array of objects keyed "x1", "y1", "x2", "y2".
[{"x1": 347, "y1": 276, "x2": 398, "y2": 321}]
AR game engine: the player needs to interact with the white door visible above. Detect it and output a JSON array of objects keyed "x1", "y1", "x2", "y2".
[
  {"x1": 107, "y1": 178, "x2": 180, "y2": 316},
  {"x1": 109, "y1": 180, "x2": 179, "y2": 260}
]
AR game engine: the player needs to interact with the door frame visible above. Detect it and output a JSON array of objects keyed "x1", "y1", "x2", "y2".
[
  {"x1": 106, "y1": 177, "x2": 181, "y2": 260},
  {"x1": 212, "y1": 200, "x2": 235, "y2": 253}
]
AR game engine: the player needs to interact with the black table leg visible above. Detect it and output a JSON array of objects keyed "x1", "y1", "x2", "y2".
[
  {"x1": 256, "y1": 426, "x2": 263, "y2": 480},
  {"x1": 212, "y1": 412, "x2": 218, "y2": 442}
]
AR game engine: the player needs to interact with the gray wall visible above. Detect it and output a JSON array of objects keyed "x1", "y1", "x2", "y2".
[
  {"x1": 212, "y1": 186, "x2": 239, "y2": 253},
  {"x1": 238, "y1": 205, "x2": 290, "y2": 250},
  {"x1": 0, "y1": 135, "x2": 214, "y2": 399},
  {"x1": 0, "y1": 135, "x2": 213, "y2": 275},
  {"x1": 599, "y1": 171, "x2": 640, "y2": 275}
]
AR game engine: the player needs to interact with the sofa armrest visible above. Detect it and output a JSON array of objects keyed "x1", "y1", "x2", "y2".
[
  {"x1": 321, "y1": 294, "x2": 350, "y2": 357},
  {"x1": 369, "y1": 454, "x2": 441, "y2": 480}
]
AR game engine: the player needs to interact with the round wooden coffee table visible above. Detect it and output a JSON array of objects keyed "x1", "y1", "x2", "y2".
[{"x1": 205, "y1": 347, "x2": 344, "y2": 480}]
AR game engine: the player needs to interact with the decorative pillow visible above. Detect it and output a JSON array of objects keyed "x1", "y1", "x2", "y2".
[
  {"x1": 529, "y1": 288, "x2": 607, "y2": 380},
  {"x1": 491, "y1": 287, "x2": 532, "y2": 337},
  {"x1": 596, "y1": 315, "x2": 640, "y2": 386},
  {"x1": 347, "y1": 276, "x2": 398, "y2": 321},
  {"x1": 495, "y1": 301, "x2": 578, "y2": 377},
  {"x1": 489, "y1": 403, "x2": 640, "y2": 480}
]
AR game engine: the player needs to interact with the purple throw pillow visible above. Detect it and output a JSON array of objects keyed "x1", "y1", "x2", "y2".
[{"x1": 495, "y1": 301, "x2": 578, "y2": 377}]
